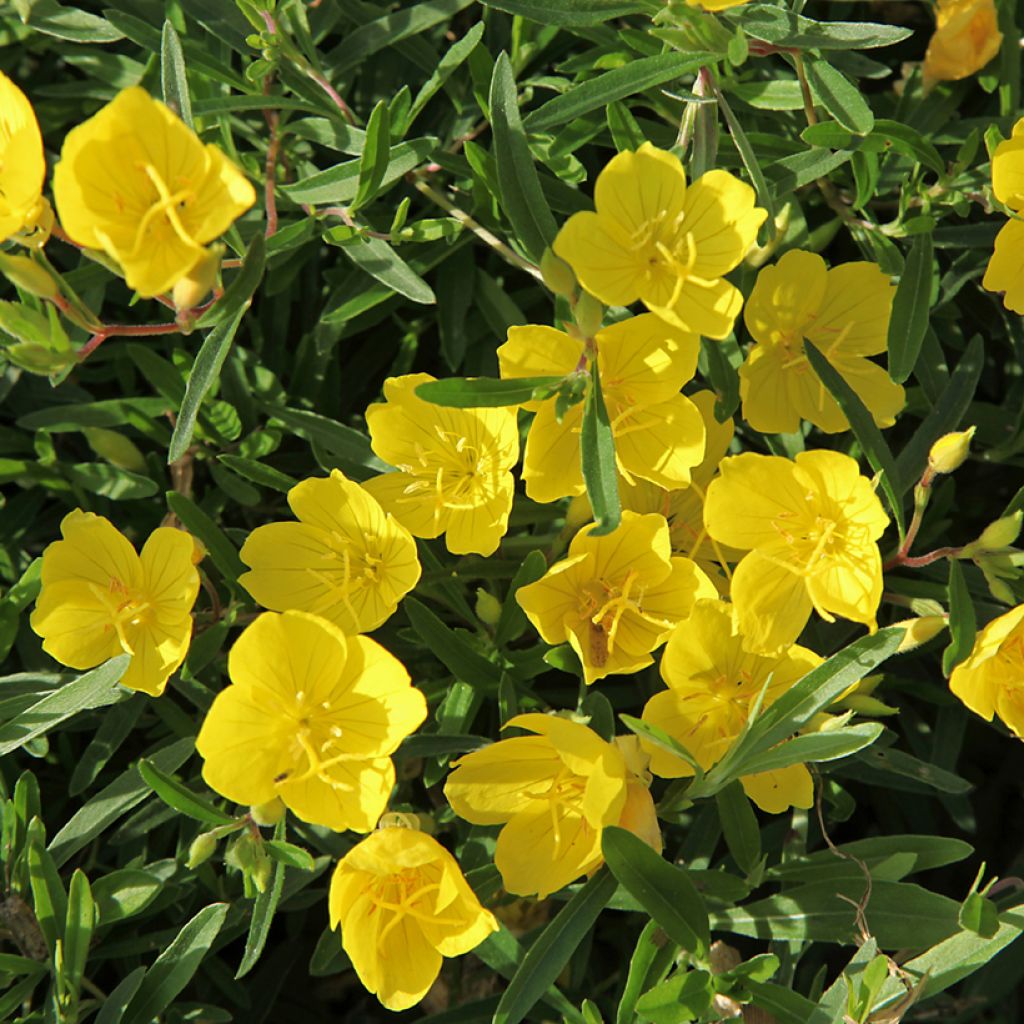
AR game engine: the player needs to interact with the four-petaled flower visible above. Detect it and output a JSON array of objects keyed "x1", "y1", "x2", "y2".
[
  {"x1": 328, "y1": 824, "x2": 498, "y2": 1011},
  {"x1": 52, "y1": 86, "x2": 255, "y2": 298},
  {"x1": 30, "y1": 510, "x2": 200, "y2": 696},
  {"x1": 240, "y1": 469, "x2": 421, "y2": 636},
  {"x1": 553, "y1": 142, "x2": 766, "y2": 339},
  {"x1": 984, "y1": 117, "x2": 1024, "y2": 313},
  {"x1": 739, "y1": 250, "x2": 904, "y2": 434},
  {"x1": 498, "y1": 313, "x2": 704, "y2": 503},
  {"x1": 444, "y1": 713, "x2": 660, "y2": 898},
  {"x1": 704, "y1": 451, "x2": 889, "y2": 653},
  {"x1": 923, "y1": 0, "x2": 1002, "y2": 88},
  {"x1": 196, "y1": 611, "x2": 426, "y2": 832},
  {"x1": 516, "y1": 511, "x2": 716, "y2": 685},
  {"x1": 364, "y1": 373, "x2": 519, "y2": 556},
  {"x1": 0, "y1": 71, "x2": 52, "y2": 247},
  {"x1": 641, "y1": 599, "x2": 821, "y2": 813}
]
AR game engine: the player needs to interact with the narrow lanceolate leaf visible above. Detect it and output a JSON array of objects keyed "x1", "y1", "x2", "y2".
[
  {"x1": 888, "y1": 232, "x2": 934, "y2": 384},
  {"x1": 721, "y1": 7, "x2": 913, "y2": 50},
  {"x1": 351, "y1": 100, "x2": 391, "y2": 211},
  {"x1": 581, "y1": 362, "x2": 621, "y2": 536},
  {"x1": 489, "y1": 52, "x2": 558, "y2": 261},
  {"x1": 404, "y1": 598, "x2": 503, "y2": 690},
  {"x1": 137, "y1": 760, "x2": 236, "y2": 826},
  {"x1": 479, "y1": 0, "x2": 649, "y2": 26},
  {"x1": 942, "y1": 559, "x2": 976, "y2": 677},
  {"x1": 804, "y1": 339, "x2": 905, "y2": 537},
  {"x1": 166, "y1": 491, "x2": 245, "y2": 585},
  {"x1": 325, "y1": 231, "x2": 436, "y2": 304},
  {"x1": 494, "y1": 868, "x2": 617, "y2": 1024},
  {"x1": 160, "y1": 20, "x2": 192, "y2": 127},
  {"x1": 62, "y1": 870, "x2": 95, "y2": 1007},
  {"x1": 602, "y1": 826, "x2": 710, "y2": 958},
  {"x1": 237, "y1": 821, "x2": 288, "y2": 979},
  {"x1": 415, "y1": 375, "x2": 563, "y2": 408},
  {"x1": 194, "y1": 230, "x2": 266, "y2": 329},
  {"x1": 804, "y1": 59, "x2": 874, "y2": 135},
  {"x1": 715, "y1": 781, "x2": 762, "y2": 876},
  {"x1": 736, "y1": 721, "x2": 884, "y2": 776}
]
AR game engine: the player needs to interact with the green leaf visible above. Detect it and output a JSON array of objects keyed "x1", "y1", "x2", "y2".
[
  {"x1": 616, "y1": 920, "x2": 676, "y2": 1024},
  {"x1": 62, "y1": 869, "x2": 95, "y2": 1008},
  {"x1": 494, "y1": 868, "x2": 617, "y2": 1024},
  {"x1": 264, "y1": 839, "x2": 316, "y2": 872},
  {"x1": 723, "y1": 6, "x2": 913, "y2": 50},
  {"x1": 95, "y1": 968, "x2": 147, "y2": 1024},
  {"x1": 804, "y1": 339, "x2": 904, "y2": 537},
  {"x1": 479, "y1": 0, "x2": 648, "y2": 24},
  {"x1": 805, "y1": 60, "x2": 874, "y2": 134},
  {"x1": 166, "y1": 491, "x2": 245, "y2": 585},
  {"x1": 0, "y1": 655, "x2": 129, "y2": 757},
  {"x1": 17, "y1": 397, "x2": 171, "y2": 431},
  {"x1": 888, "y1": 232, "x2": 934, "y2": 384},
  {"x1": 160, "y1": 20, "x2": 192, "y2": 127},
  {"x1": 738, "y1": 722, "x2": 884, "y2": 776},
  {"x1": 25, "y1": 0, "x2": 124, "y2": 43},
  {"x1": 619, "y1": 714, "x2": 704, "y2": 781},
  {"x1": 415, "y1": 376, "x2": 562, "y2": 408},
  {"x1": 634, "y1": 968, "x2": 713, "y2": 1024},
  {"x1": 871, "y1": 120, "x2": 945, "y2": 174},
  {"x1": 959, "y1": 892, "x2": 1000, "y2": 938},
  {"x1": 28, "y1": 823, "x2": 67, "y2": 952},
  {"x1": 326, "y1": 232, "x2": 436, "y2": 304},
  {"x1": 396, "y1": 733, "x2": 491, "y2": 758},
  {"x1": 138, "y1": 759, "x2": 236, "y2": 826},
  {"x1": 743, "y1": 981, "x2": 818, "y2": 1024},
  {"x1": 581, "y1": 362, "x2": 621, "y2": 536},
  {"x1": 853, "y1": 744, "x2": 973, "y2": 795},
  {"x1": 602, "y1": 826, "x2": 710, "y2": 958},
  {"x1": 404, "y1": 597, "x2": 503, "y2": 691},
  {"x1": 237, "y1": 821, "x2": 288, "y2": 979},
  {"x1": 351, "y1": 100, "x2": 391, "y2": 211},
  {"x1": 194, "y1": 230, "x2": 266, "y2": 329},
  {"x1": 713, "y1": 85, "x2": 777, "y2": 222},
  {"x1": 409, "y1": 22, "x2": 484, "y2": 126},
  {"x1": 715, "y1": 781, "x2": 762, "y2": 876},
  {"x1": 217, "y1": 454, "x2": 296, "y2": 493},
  {"x1": 92, "y1": 868, "x2": 166, "y2": 925},
  {"x1": 942, "y1": 559, "x2": 976, "y2": 676},
  {"x1": 489, "y1": 52, "x2": 558, "y2": 261},
  {"x1": 495, "y1": 549, "x2": 548, "y2": 647},
  {"x1": 261, "y1": 403, "x2": 384, "y2": 473},
  {"x1": 168, "y1": 306, "x2": 248, "y2": 464},
  {"x1": 122, "y1": 903, "x2": 230, "y2": 1024}
]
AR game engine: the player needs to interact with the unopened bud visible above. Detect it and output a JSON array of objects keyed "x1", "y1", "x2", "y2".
[
  {"x1": 928, "y1": 426, "x2": 975, "y2": 475},
  {"x1": 974, "y1": 512, "x2": 1023, "y2": 552},
  {"x1": 249, "y1": 797, "x2": 286, "y2": 827},
  {"x1": 186, "y1": 831, "x2": 219, "y2": 869},
  {"x1": 83, "y1": 427, "x2": 147, "y2": 472},
  {"x1": 251, "y1": 849, "x2": 273, "y2": 893},
  {"x1": 565, "y1": 494, "x2": 593, "y2": 531},
  {"x1": 894, "y1": 615, "x2": 948, "y2": 652},
  {"x1": 173, "y1": 245, "x2": 222, "y2": 310},
  {"x1": 475, "y1": 587, "x2": 502, "y2": 626},
  {"x1": 0, "y1": 251, "x2": 59, "y2": 299},
  {"x1": 378, "y1": 811, "x2": 421, "y2": 831},
  {"x1": 574, "y1": 291, "x2": 603, "y2": 339},
  {"x1": 19, "y1": 197, "x2": 53, "y2": 250},
  {"x1": 540, "y1": 248, "x2": 576, "y2": 298}
]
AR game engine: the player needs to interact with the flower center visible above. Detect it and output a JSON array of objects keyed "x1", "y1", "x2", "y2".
[
  {"x1": 90, "y1": 576, "x2": 151, "y2": 652},
  {"x1": 273, "y1": 691, "x2": 354, "y2": 790},
  {"x1": 305, "y1": 541, "x2": 387, "y2": 622},
  {"x1": 127, "y1": 162, "x2": 199, "y2": 258},
  {"x1": 397, "y1": 426, "x2": 486, "y2": 523}
]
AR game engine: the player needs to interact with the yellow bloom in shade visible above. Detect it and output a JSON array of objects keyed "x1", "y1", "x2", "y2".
[
  {"x1": 196, "y1": 611, "x2": 426, "y2": 832},
  {"x1": 949, "y1": 605, "x2": 1024, "y2": 739},
  {"x1": 0, "y1": 72, "x2": 51, "y2": 246},
  {"x1": 739, "y1": 250, "x2": 904, "y2": 434},
  {"x1": 52, "y1": 87, "x2": 255, "y2": 298},
  {"x1": 516, "y1": 511, "x2": 716, "y2": 685},
  {"x1": 704, "y1": 451, "x2": 888, "y2": 653},
  {"x1": 30, "y1": 510, "x2": 199, "y2": 697},
  {"x1": 923, "y1": 0, "x2": 1002, "y2": 87},
  {"x1": 364, "y1": 373, "x2": 519, "y2": 557},
  {"x1": 444, "y1": 713, "x2": 660, "y2": 898},
  {"x1": 498, "y1": 314, "x2": 704, "y2": 503},
  {"x1": 983, "y1": 119, "x2": 1024, "y2": 313},
  {"x1": 239, "y1": 469, "x2": 420, "y2": 635},
  {"x1": 553, "y1": 142, "x2": 766, "y2": 339},
  {"x1": 641, "y1": 600, "x2": 820, "y2": 813},
  {"x1": 328, "y1": 823, "x2": 498, "y2": 1011}
]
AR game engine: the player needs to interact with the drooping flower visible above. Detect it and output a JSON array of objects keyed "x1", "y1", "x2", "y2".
[
  {"x1": 949, "y1": 604, "x2": 1024, "y2": 738},
  {"x1": 641, "y1": 599, "x2": 821, "y2": 813},
  {"x1": 0, "y1": 71, "x2": 52, "y2": 247},
  {"x1": 239, "y1": 470, "x2": 420, "y2": 635},
  {"x1": 923, "y1": 0, "x2": 1002, "y2": 88},
  {"x1": 328, "y1": 823, "x2": 498, "y2": 1011},
  {"x1": 516, "y1": 511, "x2": 716, "y2": 685},
  {"x1": 739, "y1": 250, "x2": 904, "y2": 434},
  {"x1": 444, "y1": 713, "x2": 660, "y2": 898},
  {"x1": 703, "y1": 451, "x2": 889, "y2": 653},
  {"x1": 363, "y1": 373, "x2": 519, "y2": 557},
  {"x1": 52, "y1": 86, "x2": 255, "y2": 298},
  {"x1": 983, "y1": 118, "x2": 1024, "y2": 313},
  {"x1": 497, "y1": 314, "x2": 704, "y2": 503},
  {"x1": 553, "y1": 142, "x2": 766, "y2": 339},
  {"x1": 196, "y1": 611, "x2": 426, "y2": 832},
  {"x1": 30, "y1": 510, "x2": 200, "y2": 697}
]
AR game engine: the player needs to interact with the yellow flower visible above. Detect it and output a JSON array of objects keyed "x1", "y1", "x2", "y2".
[
  {"x1": 923, "y1": 0, "x2": 1002, "y2": 87},
  {"x1": 328, "y1": 823, "x2": 498, "y2": 1011},
  {"x1": 239, "y1": 469, "x2": 420, "y2": 635},
  {"x1": 444, "y1": 713, "x2": 659, "y2": 898},
  {"x1": 983, "y1": 119, "x2": 1024, "y2": 313},
  {"x1": 364, "y1": 373, "x2": 519, "y2": 556},
  {"x1": 949, "y1": 604, "x2": 1024, "y2": 738},
  {"x1": 196, "y1": 611, "x2": 426, "y2": 832},
  {"x1": 0, "y1": 71, "x2": 51, "y2": 247},
  {"x1": 704, "y1": 451, "x2": 889, "y2": 653},
  {"x1": 497, "y1": 314, "x2": 704, "y2": 503},
  {"x1": 30, "y1": 510, "x2": 200, "y2": 697},
  {"x1": 553, "y1": 142, "x2": 766, "y2": 339},
  {"x1": 516, "y1": 511, "x2": 716, "y2": 685},
  {"x1": 642, "y1": 600, "x2": 821, "y2": 813},
  {"x1": 52, "y1": 86, "x2": 255, "y2": 298},
  {"x1": 739, "y1": 250, "x2": 904, "y2": 434}
]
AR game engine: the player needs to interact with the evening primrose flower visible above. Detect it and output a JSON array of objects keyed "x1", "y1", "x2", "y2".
[
  {"x1": 516, "y1": 511, "x2": 716, "y2": 685},
  {"x1": 923, "y1": 0, "x2": 1002, "y2": 88},
  {"x1": 328, "y1": 824, "x2": 498, "y2": 1011},
  {"x1": 239, "y1": 470, "x2": 420, "y2": 635},
  {"x1": 983, "y1": 119, "x2": 1024, "y2": 313},
  {"x1": 444, "y1": 713, "x2": 660, "y2": 898},
  {"x1": 0, "y1": 71, "x2": 52, "y2": 247},
  {"x1": 364, "y1": 374, "x2": 519, "y2": 557},
  {"x1": 704, "y1": 451, "x2": 889, "y2": 653},
  {"x1": 498, "y1": 314, "x2": 704, "y2": 503},
  {"x1": 949, "y1": 604, "x2": 1024, "y2": 738},
  {"x1": 641, "y1": 600, "x2": 821, "y2": 813},
  {"x1": 739, "y1": 250, "x2": 904, "y2": 434},
  {"x1": 52, "y1": 86, "x2": 255, "y2": 298},
  {"x1": 196, "y1": 611, "x2": 426, "y2": 832},
  {"x1": 553, "y1": 143, "x2": 766, "y2": 339},
  {"x1": 30, "y1": 510, "x2": 199, "y2": 697}
]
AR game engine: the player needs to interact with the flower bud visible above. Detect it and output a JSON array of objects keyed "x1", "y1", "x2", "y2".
[
  {"x1": 539, "y1": 248, "x2": 576, "y2": 298},
  {"x1": 19, "y1": 197, "x2": 54, "y2": 250},
  {"x1": 564, "y1": 494, "x2": 593, "y2": 532},
  {"x1": 475, "y1": 587, "x2": 502, "y2": 626},
  {"x1": 928, "y1": 426, "x2": 975, "y2": 475},
  {"x1": 173, "y1": 245, "x2": 223, "y2": 311},
  {"x1": 251, "y1": 848, "x2": 274, "y2": 893},
  {"x1": 249, "y1": 797, "x2": 286, "y2": 827},
  {"x1": 894, "y1": 615, "x2": 948, "y2": 653},
  {"x1": 0, "y1": 251, "x2": 59, "y2": 299},
  {"x1": 974, "y1": 511, "x2": 1023, "y2": 552},
  {"x1": 573, "y1": 291, "x2": 604, "y2": 338},
  {"x1": 378, "y1": 811, "x2": 421, "y2": 831},
  {"x1": 187, "y1": 830, "x2": 219, "y2": 869}
]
